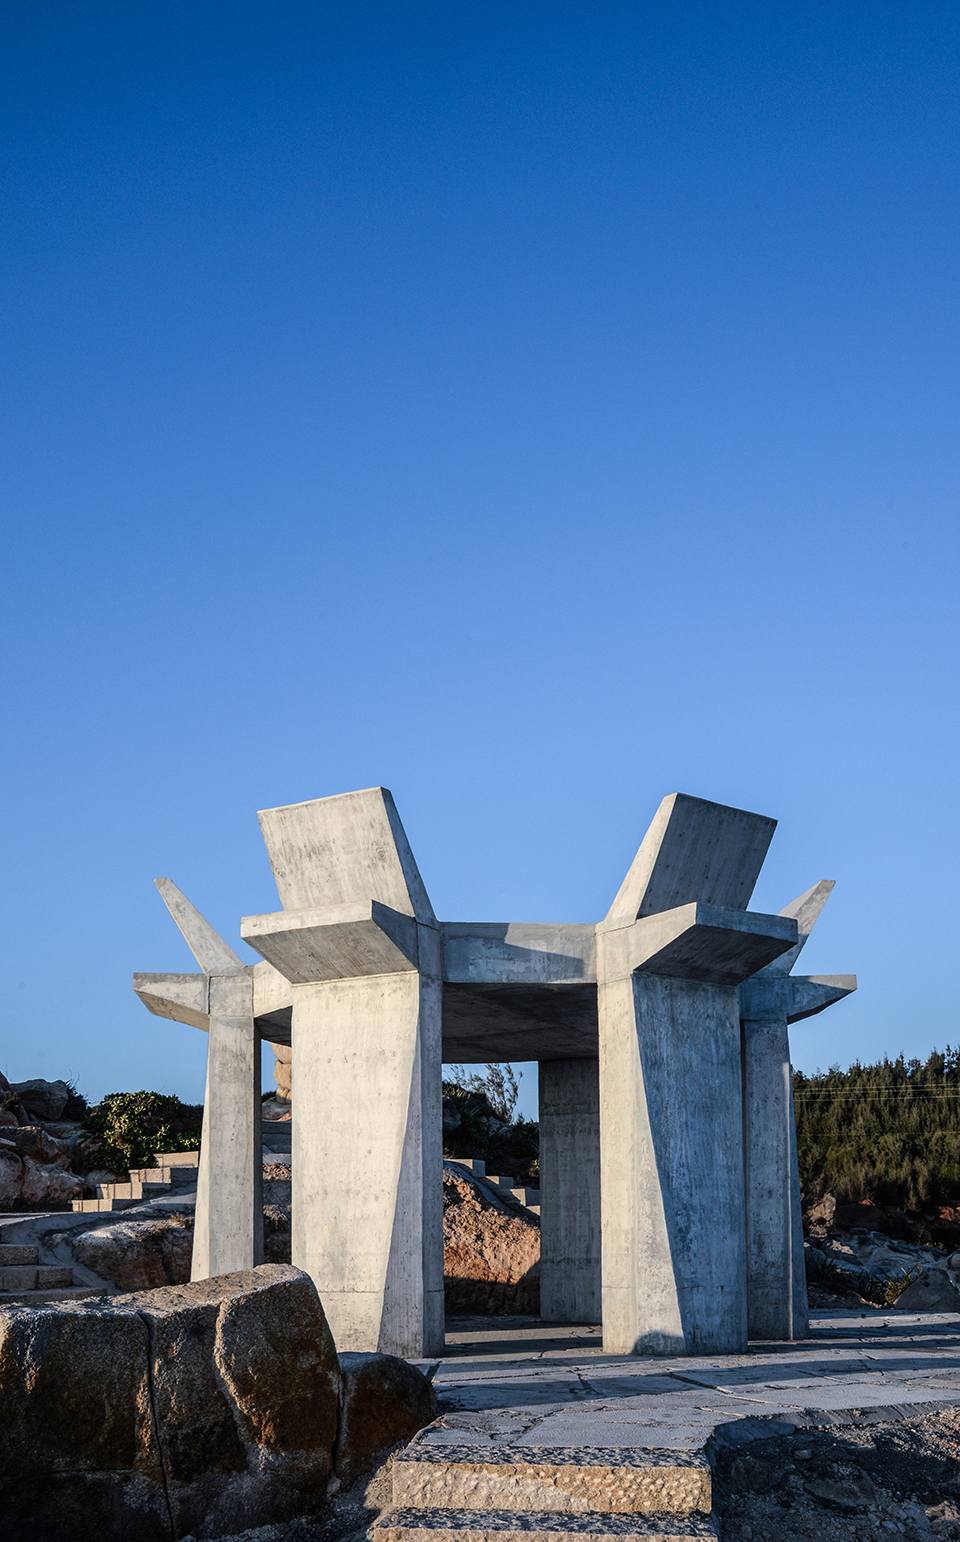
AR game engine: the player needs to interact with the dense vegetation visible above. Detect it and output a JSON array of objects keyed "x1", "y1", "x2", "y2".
[
  {"x1": 794, "y1": 1049, "x2": 960, "y2": 1212},
  {"x1": 83, "y1": 1090, "x2": 203, "y2": 1173}
]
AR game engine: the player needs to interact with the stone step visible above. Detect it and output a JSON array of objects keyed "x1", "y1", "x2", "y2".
[
  {"x1": 0, "y1": 1265, "x2": 74, "y2": 1291},
  {"x1": 510, "y1": 1189, "x2": 541, "y2": 1208},
  {"x1": 129, "y1": 1165, "x2": 196, "y2": 1186},
  {"x1": 373, "y1": 1509, "x2": 718, "y2": 1542},
  {"x1": 0, "y1": 1244, "x2": 39, "y2": 1266},
  {"x1": 392, "y1": 1446, "x2": 711, "y2": 1517},
  {"x1": 71, "y1": 1197, "x2": 144, "y2": 1213},
  {"x1": 153, "y1": 1149, "x2": 200, "y2": 1168},
  {"x1": 0, "y1": 1285, "x2": 105, "y2": 1306},
  {"x1": 450, "y1": 1159, "x2": 486, "y2": 1177},
  {"x1": 96, "y1": 1180, "x2": 171, "y2": 1201},
  {"x1": 485, "y1": 1176, "x2": 516, "y2": 1193}
]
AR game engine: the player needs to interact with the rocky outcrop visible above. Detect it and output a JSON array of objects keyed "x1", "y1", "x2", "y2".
[
  {"x1": 443, "y1": 1165, "x2": 539, "y2": 1314},
  {"x1": 9, "y1": 1079, "x2": 71, "y2": 1122},
  {"x1": 71, "y1": 1215, "x2": 194, "y2": 1291},
  {"x1": 335, "y1": 1352, "x2": 439, "y2": 1486},
  {"x1": 0, "y1": 1264, "x2": 341, "y2": 1542},
  {"x1": 0, "y1": 1130, "x2": 84, "y2": 1210},
  {"x1": 272, "y1": 1044, "x2": 291, "y2": 1101}
]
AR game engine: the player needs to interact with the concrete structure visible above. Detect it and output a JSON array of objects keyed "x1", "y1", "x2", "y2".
[
  {"x1": 135, "y1": 786, "x2": 855, "y2": 1358},
  {"x1": 739, "y1": 880, "x2": 855, "y2": 1342},
  {"x1": 133, "y1": 880, "x2": 265, "y2": 1279}
]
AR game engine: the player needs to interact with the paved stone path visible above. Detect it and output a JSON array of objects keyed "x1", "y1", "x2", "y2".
[{"x1": 417, "y1": 1311, "x2": 960, "y2": 1450}]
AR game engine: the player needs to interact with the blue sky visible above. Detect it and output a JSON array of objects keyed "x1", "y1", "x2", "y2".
[{"x1": 1, "y1": 2, "x2": 957, "y2": 1121}]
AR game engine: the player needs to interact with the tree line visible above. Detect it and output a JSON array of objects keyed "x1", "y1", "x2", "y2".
[{"x1": 794, "y1": 1048, "x2": 960, "y2": 1211}]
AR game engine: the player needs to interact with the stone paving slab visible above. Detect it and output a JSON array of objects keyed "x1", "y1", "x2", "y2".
[{"x1": 421, "y1": 1313, "x2": 960, "y2": 1453}]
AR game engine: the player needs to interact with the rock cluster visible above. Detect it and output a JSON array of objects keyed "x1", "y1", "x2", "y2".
[
  {"x1": 442, "y1": 1163, "x2": 539, "y2": 1314},
  {"x1": 0, "y1": 1123, "x2": 85, "y2": 1210},
  {"x1": 0, "y1": 1264, "x2": 437, "y2": 1542},
  {"x1": 805, "y1": 1229, "x2": 960, "y2": 1307}
]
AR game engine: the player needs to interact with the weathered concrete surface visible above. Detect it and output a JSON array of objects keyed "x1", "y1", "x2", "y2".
[
  {"x1": 539, "y1": 1059, "x2": 601, "y2": 1325},
  {"x1": 336, "y1": 1350, "x2": 439, "y2": 1486},
  {"x1": 192, "y1": 973, "x2": 263, "y2": 1281},
  {"x1": 598, "y1": 968, "x2": 748, "y2": 1356},
  {"x1": 739, "y1": 880, "x2": 856, "y2": 1342},
  {"x1": 0, "y1": 1264, "x2": 339, "y2": 1542},
  {"x1": 604, "y1": 794, "x2": 777, "y2": 926},
  {"x1": 245, "y1": 789, "x2": 444, "y2": 1359},
  {"x1": 134, "y1": 883, "x2": 265, "y2": 1283}
]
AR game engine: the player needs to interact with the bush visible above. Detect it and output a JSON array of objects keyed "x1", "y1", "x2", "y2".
[{"x1": 83, "y1": 1091, "x2": 202, "y2": 1174}]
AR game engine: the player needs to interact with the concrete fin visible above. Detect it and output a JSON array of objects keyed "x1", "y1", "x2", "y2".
[
  {"x1": 256, "y1": 786, "x2": 437, "y2": 924},
  {"x1": 759, "y1": 879, "x2": 836, "y2": 976},
  {"x1": 786, "y1": 974, "x2": 857, "y2": 1024},
  {"x1": 155, "y1": 878, "x2": 246, "y2": 975},
  {"x1": 605, "y1": 794, "x2": 777, "y2": 924},
  {"x1": 133, "y1": 972, "x2": 210, "y2": 1031}
]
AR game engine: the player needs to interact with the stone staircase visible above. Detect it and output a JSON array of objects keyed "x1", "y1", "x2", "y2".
[
  {"x1": 447, "y1": 1159, "x2": 541, "y2": 1216},
  {"x1": 71, "y1": 1149, "x2": 200, "y2": 1214},
  {"x1": 373, "y1": 1439, "x2": 718, "y2": 1542},
  {"x1": 0, "y1": 1241, "x2": 101, "y2": 1306}
]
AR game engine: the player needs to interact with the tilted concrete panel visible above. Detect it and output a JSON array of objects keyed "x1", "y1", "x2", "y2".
[
  {"x1": 605, "y1": 793, "x2": 777, "y2": 924},
  {"x1": 257, "y1": 787, "x2": 436, "y2": 923}
]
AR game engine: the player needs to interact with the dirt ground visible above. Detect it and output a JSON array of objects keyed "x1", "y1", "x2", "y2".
[
  {"x1": 714, "y1": 1406, "x2": 960, "y2": 1541},
  {"x1": 180, "y1": 1406, "x2": 960, "y2": 1542}
]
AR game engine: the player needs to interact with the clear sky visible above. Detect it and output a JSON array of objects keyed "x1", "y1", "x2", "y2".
[{"x1": 1, "y1": 2, "x2": 957, "y2": 1122}]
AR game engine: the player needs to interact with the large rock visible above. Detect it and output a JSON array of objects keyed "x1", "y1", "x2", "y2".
[
  {"x1": 0, "y1": 1146, "x2": 83, "y2": 1210},
  {"x1": 896, "y1": 1270, "x2": 960, "y2": 1312},
  {"x1": 443, "y1": 1166, "x2": 540, "y2": 1314},
  {"x1": 71, "y1": 1216, "x2": 194, "y2": 1291},
  {"x1": 10, "y1": 1079, "x2": 70, "y2": 1121},
  {"x1": 0, "y1": 1264, "x2": 340, "y2": 1541},
  {"x1": 335, "y1": 1352, "x2": 438, "y2": 1486}
]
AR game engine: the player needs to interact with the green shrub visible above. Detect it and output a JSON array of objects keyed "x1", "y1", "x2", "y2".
[{"x1": 83, "y1": 1091, "x2": 202, "y2": 1174}]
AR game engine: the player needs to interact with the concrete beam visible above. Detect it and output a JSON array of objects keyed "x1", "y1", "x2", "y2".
[
  {"x1": 441, "y1": 924, "x2": 596, "y2": 985},
  {"x1": 599, "y1": 903, "x2": 798, "y2": 987},
  {"x1": 132, "y1": 972, "x2": 210, "y2": 1032},
  {"x1": 786, "y1": 973, "x2": 857, "y2": 1024},
  {"x1": 241, "y1": 901, "x2": 421, "y2": 983},
  {"x1": 605, "y1": 794, "x2": 777, "y2": 925}
]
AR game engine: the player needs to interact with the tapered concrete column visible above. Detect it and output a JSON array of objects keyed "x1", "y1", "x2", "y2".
[
  {"x1": 739, "y1": 985, "x2": 803, "y2": 1340},
  {"x1": 192, "y1": 973, "x2": 263, "y2": 1280},
  {"x1": 596, "y1": 793, "x2": 799, "y2": 1356},
  {"x1": 133, "y1": 879, "x2": 264, "y2": 1284},
  {"x1": 539, "y1": 1057, "x2": 601, "y2": 1323},
  {"x1": 739, "y1": 880, "x2": 856, "y2": 1341},
  {"x1": 242, "y1": 786, "x2": 444, "y2": 1358},
  {"x1": 290, "y1": 931, "x2": 443, "y2": 1355},
  {"x1": 598, "y1": 963, "x2": 749, "y2": 1354}
]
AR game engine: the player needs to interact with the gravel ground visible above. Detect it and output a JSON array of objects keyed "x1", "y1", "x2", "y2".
[{"x1": 714, "y1": 1406, "x2": 960, "y2": 1541}]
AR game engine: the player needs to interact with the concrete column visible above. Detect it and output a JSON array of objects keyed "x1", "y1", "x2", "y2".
[
  {"x1": 191, "y1": 972, "x2": 263, "y2": 1280},
  {"x1": 291, "y1": 925, "x2": 443, "y2": 1356},
  {"x1": 539, "y1": 1058, "x2": 601, "y2": 1323},
  {"x1": 598, "y1": 965, "x2": 748, "y2": 1356},
  {"x1": 740, "y1": 982, "x2": 809, "y2": 1341}
]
